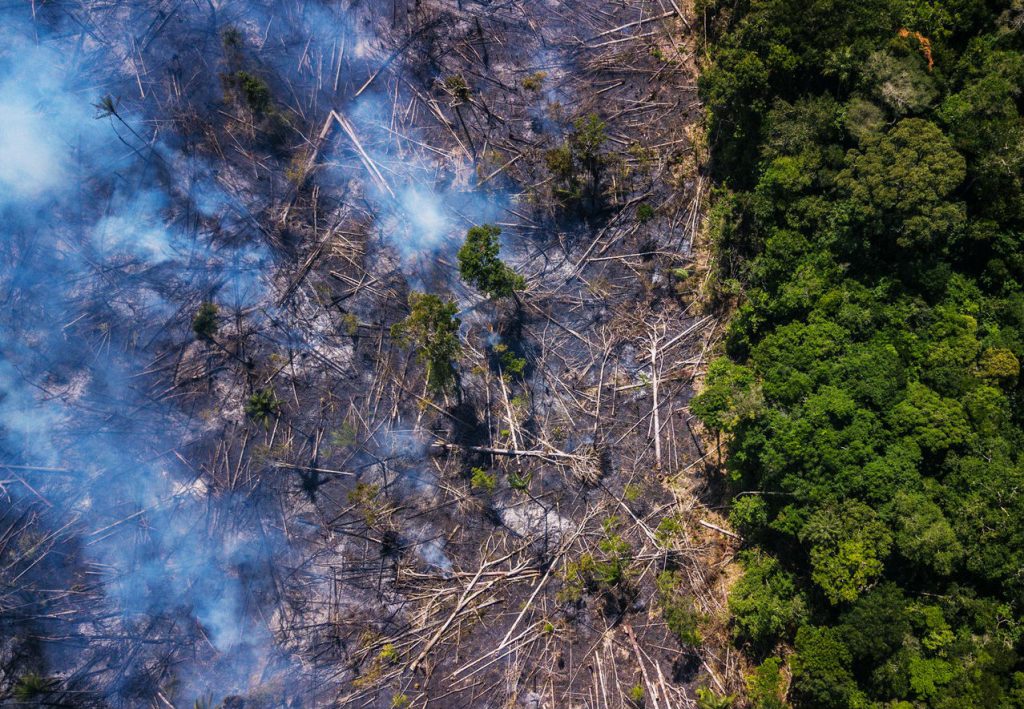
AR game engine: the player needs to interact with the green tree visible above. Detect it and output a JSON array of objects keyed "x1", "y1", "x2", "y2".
[
  {"x1": 800, "y1": 500, "x2": 892, "y2": 605},
  {"x1": 888, "y1": 382, "x2": 969, "y2": 455},
  {"x1": 457, "y1": 224, "x2": 525, "y2": 299},
  {"x1": 886, "y1": 490, "x2": 962, "y2": 575},
  {"x1": 837, "y1": 118, "x2": 967, "y2": 252},
  {"x1": 697, "y1": 1, "x2": 1024, "y2": 704},
  {"x1": 919, "y1": 307, "x2": 981, "y2": 397},
  {"x1": 791, "y1": 625, "x2": 863, "y2": 708},
  {"x1": 392, "y1": 292, "x2": 462, "y2": 395},
  {"x1": 690, "y1": 358, "x2": 762, "y2": 432},
  {"x1": 728, "y1": 550, "x2": 806, "y2": 651},
  {"x1": 746, "y1": 657, "x2": 787, "y2": 709},
  {"x1": 699, "y1": 47, "x2": 770, "y2": 180},
  {"x1": 944, "y1": 454, "x2": 1024, "y2": 597},
  {"x1": 940, "y1": 45, "x2": 1024, "y2": 227},
  {"x1": 864, "y1": 48, "x2": 938, "y2": 116},
  {"x1": 729, "y1": 494, "x2": 769, "y2": 538},
  {"x1": 192, "y1": 301, "x2": 219, "y2": 341},
  {"x1": 838, "y1": 583, "x2": 912, "y2": 666},
  {"x1": 977, "y1": 347, "x2": 1020, "y2": 382},
  {"x1": 545, "y1": 113, "x2": 608, "y2": 209}
]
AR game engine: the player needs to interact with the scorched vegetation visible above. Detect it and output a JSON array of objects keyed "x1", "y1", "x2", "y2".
[{"x1": 0, "y1": 1, "x2": 736, "y2": 708}]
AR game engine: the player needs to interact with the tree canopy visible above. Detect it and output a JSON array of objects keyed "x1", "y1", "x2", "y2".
[
  {"x1": 457, "y1": 224, "x2": 525, "y2": 299},
  {"x1": 391, "y1": 292, "x2": 462, "y2": 395},
  {"x1": 694, "y1": 0, "x2": 1024, "y2": 704}
]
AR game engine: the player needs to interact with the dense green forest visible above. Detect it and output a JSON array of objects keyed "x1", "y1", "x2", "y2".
[{"x1": 691, "y1": 0, "x2": 1024, "y2": 706}]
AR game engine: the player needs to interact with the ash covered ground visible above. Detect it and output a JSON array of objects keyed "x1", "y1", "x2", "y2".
[{"x1": 0, "y1": 1, "x2": 736, "y2": 707}]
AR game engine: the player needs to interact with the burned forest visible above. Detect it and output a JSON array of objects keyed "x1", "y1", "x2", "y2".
[{"x1": 0, "y1": 2, "x2": 735, "y2": 707}]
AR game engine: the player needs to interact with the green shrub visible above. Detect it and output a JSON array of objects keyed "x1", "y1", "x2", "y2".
[
  {"x1": 347, "y1": 482, "x2": 382, "y2": 526},
  {"x1": 695, "y1": 687, "x2": 735, "y2": 709},
  {"x1": 654, "y1": 515, "x2": 683, "y2": 546},
  {"x1": 494, "y1": 343, "x2": 527, "y2": 376},
  {"x1": 235, "y1": 71, "x2": 272, "y2": 114},
  {"x1": 508, "y1": 471, "x2": 532, "y2": 491},
  {"x1": 443, "y1": 75, "x2": 471, "y2": 102},
  {"x1": 470, "y1": 467, "x2": 497, "y2": 493},
  {"x1": 521, "y1": 71, "x2": 547, "y2": 92}
]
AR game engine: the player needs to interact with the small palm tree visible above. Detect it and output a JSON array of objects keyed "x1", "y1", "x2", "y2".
[
  {"x1": 93, "y1": 94, "x2": 119, "y2": 119},
  {"x1": 695, "y1": 687, "x2": 736, "y2": 709},
  {"x1": 192, "y1": 302, "x2": 219, "y2": 341},
  {"x1": 13, "y1": 673, "x2": 55, "y2": 701},
  {"x1": 245, "y1": 388, "x2": 282, "y2": 426}
]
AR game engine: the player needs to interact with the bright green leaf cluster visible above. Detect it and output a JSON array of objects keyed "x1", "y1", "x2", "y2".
[
  {"x1": 697, "y1": 0, "x2": 1024, "y2": 703},
  {"x1": 391, "y1": 292, "x2": 462, "y2": 395},
  {"x1": 457, "y1": 224, "x2": 525, "y2": 300}
]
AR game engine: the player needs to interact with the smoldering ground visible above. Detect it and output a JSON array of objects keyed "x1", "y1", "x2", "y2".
[
  {"x1": 1, "y1": 1, "x2": 722, "y2": 707},
  {"x1": 0, "y1": 1, "x2": 500, "y2": 705},
  {"x1": 0, "y1": 9, "x2": 289, "y2": 705}
]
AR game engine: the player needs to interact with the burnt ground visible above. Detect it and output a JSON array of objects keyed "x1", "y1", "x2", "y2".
[{"x1": 0, "y1": 1, "x2": 740, "y2": 707}]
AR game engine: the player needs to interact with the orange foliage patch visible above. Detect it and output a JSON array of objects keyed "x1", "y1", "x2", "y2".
[{"x1": 899, "y1": 28, "x2": 934, "y2": 71}]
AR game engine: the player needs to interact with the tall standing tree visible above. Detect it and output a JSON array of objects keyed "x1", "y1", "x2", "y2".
[
  {"x1": 457, "y1": 224, "x2": 525, "y2": 300},
  {"x1": 391, "y1": 292, "x2": 462, "y2": 395}
]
